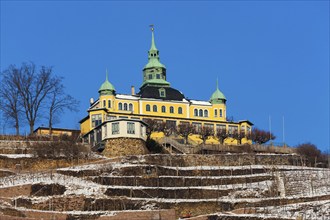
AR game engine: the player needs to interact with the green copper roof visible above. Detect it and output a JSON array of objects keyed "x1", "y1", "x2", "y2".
[
  {"x1": 141, "y1": 78, "x2": 170, "y2": 87},
  {"x1": 210, "y1": 79, "x2": 226, "y2": 104},
  {"x1": 144, "y1": 26, "x2": 166, "y2": 69},
  {"x1": 98, "y1": 69, "x2": 115, "y2": 95},
  {"x1": 144, "y1": 58, "x2": 165, "y2": 69},
  {"x1": 150, "y1": 28, "x2": 157, "y2": 51}
]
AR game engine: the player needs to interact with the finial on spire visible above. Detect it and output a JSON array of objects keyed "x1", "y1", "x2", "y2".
[
  {"x1": 216, "y1": 77, "x2": 219, "y2": 89},
  {"x1": 149, "y1": 24, "x2": 154, "y2": 32},
  {"x1": 149, "y1": 24, "x2": 157, "y2": 51}
]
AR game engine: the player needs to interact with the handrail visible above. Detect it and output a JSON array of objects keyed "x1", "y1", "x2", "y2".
[
  {"x1": 158, "y1": 137, "x2": 191, "y2": 154},
  {"x1": 158, "y1": 136, "x2": 296, "y2": 155}
]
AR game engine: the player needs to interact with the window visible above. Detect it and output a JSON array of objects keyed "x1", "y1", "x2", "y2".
[
  {"x1": 148, "y1": 74, "x2": 152, "y2": 79},
  {"x1": 129, "y1": 103, "x2": 133, "y2": 111},
  {"x1": 228, "y1": 125, "x2": 238, "y2": 135},
  {"x1": 124, "y1": 103, "x2": 128, "y2": 111},
  {"x1": 204, "y1": 110, "x2": 208, "y2": 117},
  {"x1": 103, "y1": 100, "x2": 106, "y2": 108},
  {"x1": 91, "y1": 114, "x2": 102, "y2": 127},
  {"x1": 106, "y1": 115, "x2": 116, "y2": 120},
  {"x1": 112, "y1": 122, "x2": 119, "y2": 134},
  {"x1": 214, "y1": 109, "x2": 217, "y2": 117},
  {"x1": 161, "y1": 106, "x2": 166, "y2": 113},
  {"x1": 159, "y1": 88, "x2": 166, "y2": 98},
  {"x1": 170, "y1": 106, "x2": 174, "y2": 113},
  {"x1": 247, "y1": 126, "x2": 251, "y2": 134},
  {"x1": 118, "y1": 103, "x2": 123, "y2": 110},
  {"x1": 166, "y1": 120, "x2": 176, "y2": 129},
  {"x1": 156, "y1": 74, "x2": 160, "y2": 79},
  {"x1": 220, "y1": 109, "x2": 223, "y2": 117},
  {"x1": 205, "y1": 123, "x2": 214, "y2": 130},
  {"x1": 194, "y1": 109, "x2": 198, "y2": 116},
  {"x1": 127, "y1": 122, "x2": 135, "y2": 134},
  {"x1": 199, "y1": 109, "x2": 203, "y2": 117},
  {"x1": 108, "y1": 100, "x2": 111, "y2": 108},
  {"x1": 216, "y1": 124, "x2": 226, "y2": 132},
  {"x1": 153, "y1": 105, "x2": 157, "y2": 112},
  {"x1": 192, "y1": 122, "x2": 202, "y2": 133},
  {"x1": 241, "y1": 125, "x2": 246, "y2": 135},
  {"x1": 178, "y1": 107, "x2": 183, "y2": 114},
  {"x1": 146, "y1": 104, "x2": 150, "y2": 112}
]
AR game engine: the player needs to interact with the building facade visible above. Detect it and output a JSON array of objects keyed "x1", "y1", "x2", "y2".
[
  {"x1": 80, "y1": 28, "x2": 253, "y2": 145},
  {"x1": 34, "y1": 127, "x2": 80, "y2": 139}
]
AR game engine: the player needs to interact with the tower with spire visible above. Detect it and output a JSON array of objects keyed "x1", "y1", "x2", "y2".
[
  {"x1": 141, "y1": 25, "x2": 170, "y2": 89},
  {"x1": 99, "y1": 69, "x2": 115, "y2": 96},
  {"x1": 210, "y1": 78, "x2": 226, "y2": 104}
]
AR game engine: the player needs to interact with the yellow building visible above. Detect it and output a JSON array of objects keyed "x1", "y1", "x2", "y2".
[
  {"x1": 80, "y1": 27, "x2": 253, "y2": 145},
  {"x1": 33, "y1": 127, "x2": 80, "y2": 139}
]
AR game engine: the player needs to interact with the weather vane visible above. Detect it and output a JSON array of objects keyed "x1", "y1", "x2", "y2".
[{"x1": 149, "y1": 24, "x2": 154, "y2": 32}]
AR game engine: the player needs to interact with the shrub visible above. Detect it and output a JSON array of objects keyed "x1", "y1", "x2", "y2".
[
  {"x1": 146, "y1": 138, "x2": 163, "y2": 153},
  {"x1": 32, "y1": 141, "x2": 90, "y2": 160},
  {"x1": 296, "y1": 143, "x2": 321, "y2": 167}
]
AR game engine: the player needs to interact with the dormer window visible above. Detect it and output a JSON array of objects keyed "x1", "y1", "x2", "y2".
[
  {"x1": 148, "y1": 74, "x2": 152, "y2": 80},
  {"x1": 159, "y1": 88, "x2": 166, "y2": 98},
  {"x1": 156, "y1": 74, "x2": 160, "y2": 79}
]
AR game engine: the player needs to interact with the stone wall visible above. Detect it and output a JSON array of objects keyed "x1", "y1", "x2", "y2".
[
  {"x1": 0, "y1": 157, "x2": 93, "y2": 171},
  {"x1": 143, "y1": 154, "x2": 302, "y2": 167},
  {"x1": 102, "y1": 138, "x2": 148, "y2": 158},
  {"x1": 0, "y1": 209, "x2": 175, "y2": 220}
]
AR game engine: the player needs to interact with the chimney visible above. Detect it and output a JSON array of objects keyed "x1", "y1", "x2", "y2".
[
  {"x1": 90, "y1": 98, "x2": 94, "y2": 106},
  {"x1": 131, "y1": 86, "x2": 135, "y2": 95}
]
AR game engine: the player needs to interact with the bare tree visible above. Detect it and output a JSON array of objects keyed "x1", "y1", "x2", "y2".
[
  {"x1": 1, "y1": 62, "x2": 79, "y2": 136},
  {"x1": 13, "y1": 63, "x2": 57, "y2": 134},
  {"x1": 199, "y1": 126, "x2": 214, "y2": 145},
  {"x1": 143, "y1": 118, "x2": 162, "y2": 140},
  {"x1": 176, "y1": 123, "x2": 195, "y2": 144},
  {"x1": 249, "y1": 127, "x2": 275, "y2": 145},
  {"x1": 159, "y1": 121, "x2": 174, "y2": 137},
  {"x1": 215, "y1": 128, "x2": 228, "y2": 145},
  {"x1": 0, "y1": 65, "x2": 23, "y2": 135},
  {"x1": 296, "y1": 143, "x2": 321, "y2": 167},
  {"x1": 47, "y1": 81, "x2": 79, "y2": 136}
]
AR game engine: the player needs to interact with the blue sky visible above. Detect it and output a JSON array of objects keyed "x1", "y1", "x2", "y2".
[{"x1": 1, "y1": 1, "x2": 329, "y2": 151}]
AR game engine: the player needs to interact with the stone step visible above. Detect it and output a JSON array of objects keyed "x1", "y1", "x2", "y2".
[
  {"x1": 114, "y1": 166, "x2": 270, "y2": 177},
  {"x1": 90, "y1": 174, "x2": 273, "y2": 187},
  {"x1": 105, "y1": 187, "x2": 234, "y2": 199}
]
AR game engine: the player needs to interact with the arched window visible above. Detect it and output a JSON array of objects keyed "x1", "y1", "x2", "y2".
[
  {"x1": 199, "y1": 109, "x2": 203, "y2": 117},
  {"x1": 178, "y1": 107, "x2": 183, "y2": 114},
  {"x1": 170, "y1": 106, "x2": 174, "y2": 113},
  {"x1": 153, "y1": 105, "x2": 158, "y2": 112},
  {"x1": 129, "y1": 103, "x2": 133, "y2": 111},
  {"x1": 194, "y1": 109, "x2": 198, "y2": 116},
  {"x1": 161, "y1": 106, "x2": 166, "y2": 113},
  {"x1": 103, "y1": 100, "x2": 106, "y2": 108},
  {"x1": 108, "y1": 100, "x2": 111, "y2": 108},
  {"x1": 214, "y1": 109, "x2": 217, "y2": 117},
  {"x1": 204, "y1": 110, "x2": 208, "y2": 117},
  {"x1": 118, "y1": 103, "x2": 123, "y2": 110},
  {"x1": 146, "y1": 104, "x2": 150, "y2": 112},
  {"x1": 219, "y1": 109, "x2": 223, "y2": 117},
  {"x1": 124, "y1": 103, "x2": 128, "y2": 111}
]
